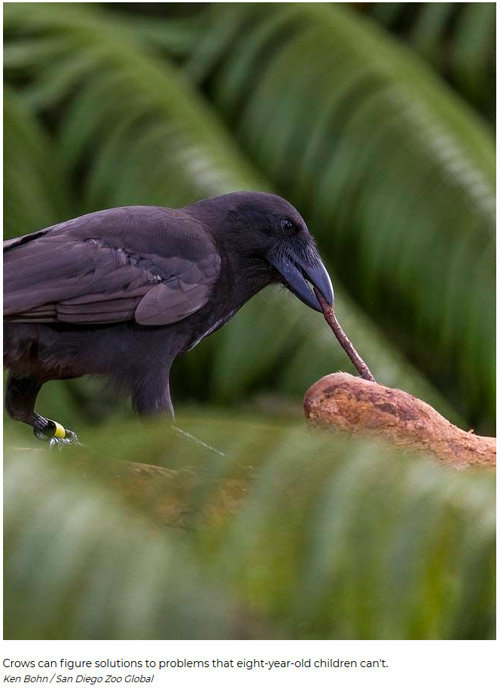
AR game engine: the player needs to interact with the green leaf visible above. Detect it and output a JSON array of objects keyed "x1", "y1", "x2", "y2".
[
  {"x1": 197, "y1": 3, "x2": 495, "y2": 430},
  {"x1": 3, "y1": 87, "x2": 72, "y2": 236},
  {"x1": 3, "y1": 2, "x2": 459, "y2": 425},
  {"x1": 4, "y1": 416, "x2": 495, "y2": 640}
]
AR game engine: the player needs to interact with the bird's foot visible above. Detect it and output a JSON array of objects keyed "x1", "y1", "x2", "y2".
[
  {"x1": 48, "y1": 430, "x2": 80, "y2": 450},
  {"x1": 33, "y1": 421, "x2": 80, "y2": 449}
]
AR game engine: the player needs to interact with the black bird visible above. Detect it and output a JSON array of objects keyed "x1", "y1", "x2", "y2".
[{"x1": 4, "y1": 191, "x2": 333, "y2": 446}]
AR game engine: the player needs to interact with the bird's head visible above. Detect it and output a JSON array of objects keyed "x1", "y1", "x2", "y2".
[{"x1": 186, "y1": 191, "x2": 334, "y2": 311}]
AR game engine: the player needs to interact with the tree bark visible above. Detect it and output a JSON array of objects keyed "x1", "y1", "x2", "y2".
[{"x1": 304, "y1": 372, "x2": 495, "y2": 469}]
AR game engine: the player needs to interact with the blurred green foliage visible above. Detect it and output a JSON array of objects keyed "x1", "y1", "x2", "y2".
[
  {"x1": 3, "y1": 1, "x2": 495, "y2": 431},
  {"x1": 4, "y1": 417, "x2": 496, "y2": 640},
  {"x1": 369, "y1": 2, "x2": 495, "y2": 123},
  {"x1": 3, "y1": 3, "x2": 496, "y2": 640}
]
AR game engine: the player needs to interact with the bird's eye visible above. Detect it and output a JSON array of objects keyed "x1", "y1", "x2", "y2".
[{"x1": 280, "y1": 219, "x2": 295, "y2": 235}]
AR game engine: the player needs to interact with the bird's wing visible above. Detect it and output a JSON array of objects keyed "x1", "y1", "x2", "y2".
[{"x1": 3, "y1": 206, "x2": 221, "y2": 326}]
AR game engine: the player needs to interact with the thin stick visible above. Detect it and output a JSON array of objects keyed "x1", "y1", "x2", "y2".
[
  {"x1": 172, "y1": 425, "x2": 227, "y2": 457},
  {"x1": 314, "y1": 287, "x2": 376, "y2": 383}
]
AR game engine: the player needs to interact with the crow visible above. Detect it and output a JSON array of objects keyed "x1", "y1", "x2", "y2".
[{"x1": 4, "y1": 191, "x2": 333, "y2": 446}]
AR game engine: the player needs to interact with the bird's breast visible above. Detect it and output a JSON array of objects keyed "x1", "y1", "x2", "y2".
[{"x1": 184, "y1": 308, "x2": 238, "y2": 352}]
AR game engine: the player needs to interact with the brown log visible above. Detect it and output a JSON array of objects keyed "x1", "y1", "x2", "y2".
[{"x1": 304, "y1": 372, "x2": 496, "y2": 469}]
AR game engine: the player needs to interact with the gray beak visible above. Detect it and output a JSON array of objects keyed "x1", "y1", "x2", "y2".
[{"x1": 269, "y1": 248, "x2": 334, "y2": 311}]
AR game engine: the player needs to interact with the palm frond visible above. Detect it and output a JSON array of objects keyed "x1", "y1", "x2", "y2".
[
  {"x1": 4, "y1": 443, "x2": 263, "y2": 640},
  {"x1": 3, "y1": 2, "x2": 495, "y2": 645},
  {"x1": 4, "y1": 417, "x2": 495, "y2": 640},
  {"x1": 3, "y1": 2, "x2": 458, "y2": 423},
  {"x1": 368, "y1": 2, "x2": 495, "y2": 121},
  {"x1": 3, "y1": 87, "x2": 72, "y2": 237},
  {"x1": 192, "y1": 3, "x2": 494, "y2": 430}
]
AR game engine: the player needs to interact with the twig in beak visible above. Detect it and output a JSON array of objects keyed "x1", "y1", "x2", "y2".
[{"x1": 314, "y1": 287, "x2": 376, "y2": 383}]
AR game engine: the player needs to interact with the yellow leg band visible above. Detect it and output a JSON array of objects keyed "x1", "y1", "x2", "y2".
[{"x1": 53, "y1": 422, "x2": 66, "y2": 439}]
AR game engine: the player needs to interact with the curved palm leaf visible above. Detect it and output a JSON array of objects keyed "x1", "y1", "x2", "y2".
[
  {"x1": 368, "y1": 2, "x2": 495, "y2": 122},
  {"x1": 189, "y1": 3, "x2": 494, "y2": 430},
  {"x1": 4, "y1": 416, "x2": 495, "y2": 640},
  {"x1": 3, "y1": 2, "x2": 459, "y2": 425},
  {"x1": 4, "y1": 444, "x2": 264, "y2": 640},
  {"x1": 3, "y1": 87, "x2": 72, "y2": 237}
]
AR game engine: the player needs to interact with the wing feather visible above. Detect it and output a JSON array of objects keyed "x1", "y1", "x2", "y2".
[{"x1": 4, "y1": 206, "x2": 221, "y2": 326}]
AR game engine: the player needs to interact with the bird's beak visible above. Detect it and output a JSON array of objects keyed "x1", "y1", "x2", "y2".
[{"x1": 269, "y1": 247, "x2": 334, "y2": 311}]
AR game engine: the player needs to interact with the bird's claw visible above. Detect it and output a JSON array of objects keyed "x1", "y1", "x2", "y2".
[
  {"x1": 33, "y1": 424, "x2": 80, "y2": 448},
  {"x1": 48, "y1": 430, "x2": 80, "y2": 450}
]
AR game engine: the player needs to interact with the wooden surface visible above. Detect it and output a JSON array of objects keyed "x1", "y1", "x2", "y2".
[{"x1": 304, "y1": 372, "x2": 495, "y2": 469}]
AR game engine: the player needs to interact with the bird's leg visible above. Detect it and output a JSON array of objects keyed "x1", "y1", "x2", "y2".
[
  {"x1": 5, "y1": 374, "x2": 80, "y2": 448},
  {"x1": 132, "y1": 372, "x2": 174, "y2": 417},
  {"x1": 132, "y1": 372, "x2": 226, "y2": 457}
]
